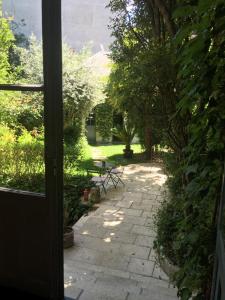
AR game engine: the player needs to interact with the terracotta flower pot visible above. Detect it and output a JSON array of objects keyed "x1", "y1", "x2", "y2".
[{"x1": 63, "y1": 226, "x2": 74, "y2": 249}]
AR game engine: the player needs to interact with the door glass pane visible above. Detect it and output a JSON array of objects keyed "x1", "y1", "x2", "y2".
[
  {"x1": 2, "y1": 0, "x2": 43, "y2": 85},
  {"x1": 0, "y1": 1, "x2": 44, "y2": 192},
  {"x1": 0, "y1": 91, "x2": 45, "y2": 193}
]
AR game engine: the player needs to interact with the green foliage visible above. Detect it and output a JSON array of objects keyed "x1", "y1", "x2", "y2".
[
  {"x1": 14, "y1": 34, "x2": 43, "y2": 83},
  {"x1": 0, "y1": 12, "x2": 105, "y2": 232},
  {"x1": 107, "y1": 1, "x2": 181, "y2": 159},
  {"x1": 10, "y1": 38, "x2": 100, "y2": 144},
  {"x1": 0, "y1": 4, "x2": 14, "y2": 83},
  {"x1": 63, "y1": 45, "x2": 98, "y2": 143},
  {"x1": 64, "y1": 136, "x2": 91, "y2": 175},
  {"x1": 64, "y1": 175, "x2": 94, "y2": 226},
  {"x1": 0, "y1": 125, "x2": 44, "y2": 185},
  {"x1": 155, "y1": 1, "x2": 225, "y2": 299},
  {"x1": 95, "y1": 103, "x2": 113, "y2": 141},
  {"x1": 108, "y1": 0, "x2": 225, "y2": 299},
  {"x1": 111, "y1": 114, "x2": 136, "y2": 149}
]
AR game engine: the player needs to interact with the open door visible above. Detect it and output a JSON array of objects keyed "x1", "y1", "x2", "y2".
[
  {"x1": 0, "y1": 1, "x2": 64, "y2": 299},
  {"x1": 211, "y1": 160, "x2": 225, "y2": 300}
]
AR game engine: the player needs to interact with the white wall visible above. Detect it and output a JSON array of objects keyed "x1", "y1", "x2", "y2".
[{"x1": 3, "y1": 0, "x2": 112, "y2": 53}]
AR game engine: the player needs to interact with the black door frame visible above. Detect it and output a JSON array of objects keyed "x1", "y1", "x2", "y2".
[
  {"x1": 42, "y1": 1, "x2": 63, "y2": 298},
  {"x1": 211, "y1": 161, "x2": 225, "y2": 300},
  {"x1": 0, "y1": 1, "x2": 64, "y2": 299}
]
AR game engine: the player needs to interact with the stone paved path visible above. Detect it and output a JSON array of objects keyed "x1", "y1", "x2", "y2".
[{"x1": 64, "y1": 163, "x2": 178, "y2": 300}]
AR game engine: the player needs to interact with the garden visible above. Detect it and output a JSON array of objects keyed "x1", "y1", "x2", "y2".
[
  {"x1": 0, "y1": 0, "x2": 225, "y2": 299},
  {"x1": 0, "y1": 10, "x2": 146, "y2": 232}
]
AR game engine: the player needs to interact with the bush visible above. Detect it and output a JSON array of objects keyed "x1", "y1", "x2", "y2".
[
  {"x1": 5, "y1": 173, "x2": 45, "y2": 193},
  {"x1": 95, "y1": 103, "x2": 113, "y2": 141},
  {"x1": 64, "y1": 175, "x2": 94, "y2": 226},
  {"x1": 155, "y1": 151, "x2": 219, "y2": 299},
  {"x1": 0, "y1": 125, "x2": 44, "y2": 183}
]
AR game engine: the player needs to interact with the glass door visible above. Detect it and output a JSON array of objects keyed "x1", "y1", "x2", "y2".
[{"x1": 0, "y1": 1, "x2": 63, "y2": 299}]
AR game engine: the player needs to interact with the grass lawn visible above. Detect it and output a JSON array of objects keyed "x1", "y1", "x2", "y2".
[
  {"x1": 90, "y1": 143, "x2": 145, "y2": 166},
  {"x1": 74, "y1": 143, "x2": 145, "y2": 175}
]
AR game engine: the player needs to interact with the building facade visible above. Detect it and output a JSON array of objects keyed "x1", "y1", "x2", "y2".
[{"x1": 3, "y1": 0, "x2": 112, "y2": 53}]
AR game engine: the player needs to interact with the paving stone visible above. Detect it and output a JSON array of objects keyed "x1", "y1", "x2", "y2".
[
  {"x1": 102, "y1": 267, "x2": 130, "y2": 279},
  {"x1": 93, "y1": 205, "x2": 119, "y2": 216},
  {"x1": 144, "y1": 217, "x2": 155, "y2": 228},
  {"x1": 128, "y1": 258, "x2": 155, "y2": 276},
  {"x1": 149, "y1": 248, "x2": 157, "y2": 262},
  {"x1": 127, "y1": 292, "x2": 150, "y2": 300},
  {"x1": 132, "y1": 225, "x2": 156, "y2": 237},
  {"x1": 95, "y1": 274, "x2": 140, "y2": 294},
  {"x1": 152, "y1": 263, "x2": 170, "y2": 281},
  {"x1": 135, "y1": 235, "x2": 155, "y2": 248},
  {"x1": 151, "y1": 205, "x2": 159, "y2": 213},
  {"x1": 141, "y1": 287, "x2": 177, "y2": 299},
  {"x1": 99, "y1": 251, "x2": 130, "y2": 271},
  {"x1": 103, "y1": 230, "x2": 137, "y2": 244},
  {"x1": 79, "y1": 290, "x2": 127, "y2": 300},
  {"x1": 102, "y1": 220, "x2": 134, "y2": 232},
  {"x1": 122, "y1": 215, "x2": 147, "y2": 226},
  {"x1": 123, "y1": 192, "x2": 143, "y2": 200},
  {"x1": 117, "y1": 208, "x2": 143, "y2": 217},
  {"x1": 64, "y1": 269, "x2": 97, "y2": 290},
  {"x1": 103, "y1": 200, "x2": 118, "y2": 206},
  {"x1": 130, "y1": 274, "x2": 169, "y2": 289},
  {"x1": 119, "y1": 243, "x2": 150, "y2": 259},
  {"x1": 64, "y1": 285, "x2": 83, "y2": 299},
  {"x1": 131, "y1": 203, "x2": 153, "y2": 211},
  {"x1": 65, "y1": 258, "x2": 132, "y2": 280},
  {"x1": 142, "y1": 199, "x2": 156, "y2": 206},
  {"x1": 75, "y1": 224, "x2": 107, "y2": 238},
  {"x1": 142, "y1": 211, "x2": 155, "y2": 218},
  {"x1": 72, "y1": 233, "x2": 121, "y2": 253},
  {"x1": 67, "y1": 247, "x2": 130, "y2": 271},
  {"x1": 142, "y1": 193, "x2": 157, "y2": 201},
  {"x1": 65, "y1": 247, "x2": 104, "y2": 265},
  {"x1": 74, "y1": 214, "x2": 89, "y2": 228},
  {"x1": 82, "y1": 216, "x2": 104, "y2": 225},
  {"x1": 127, "y1": 289, "x2": 177, "y2": 300},
  {"x1": 116, "y1": 200, "x2": 134, "y2": 208},
  {"x1": 65, "y1": 259, "x2": 105, "y2": 274}
]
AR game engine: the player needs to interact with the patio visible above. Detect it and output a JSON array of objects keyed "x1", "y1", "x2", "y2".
[{"x1": 64, "y1": 163, "x2": 178, "y2": 300}]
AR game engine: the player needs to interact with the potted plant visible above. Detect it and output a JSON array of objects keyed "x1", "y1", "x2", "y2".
[{"x1": 112, "y1": 114, "x2": 136, "y2": 159}]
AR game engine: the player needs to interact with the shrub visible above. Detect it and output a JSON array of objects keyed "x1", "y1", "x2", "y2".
[
  {"x1": 64, "y1": 175, "x2": 94, "y2": 226},
  {"x1": 95, "y1": 103, "x2": 113, "y2": 141},
  {"x1": 0, "y1": 125, "x2": 44, "y2": 188}
]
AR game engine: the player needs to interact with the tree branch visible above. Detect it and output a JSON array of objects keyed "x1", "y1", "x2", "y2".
[{"x1": 153, "y1": 0, "x2": 176, "y2": 36}]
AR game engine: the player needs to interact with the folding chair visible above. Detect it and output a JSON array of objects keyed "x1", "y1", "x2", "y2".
[
  {"x1": 90, "y1": 174, "x2": 109, "y2": 194},
  {"x1": 86, "y1": 167, "x2": 102, "y2": 176},
  {"x1": 107, "y1": 166, "x2": 125, "y2": 188}
]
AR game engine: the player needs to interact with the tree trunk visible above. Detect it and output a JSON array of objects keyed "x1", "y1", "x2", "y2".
[
  {"x1": 152, "y1": 0, "x2": 176, "y2": 36},
  {"x1": 144, "y1": 125, "x2": 152, "y2": 160}
]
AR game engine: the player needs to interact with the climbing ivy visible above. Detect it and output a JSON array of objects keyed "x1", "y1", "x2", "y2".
[
  {"x1": 155, "y1": 1, "x2": 225, "y2": 299},
  {"x1": 95, "y1": 103, "x2": 113, "y2": 141}
]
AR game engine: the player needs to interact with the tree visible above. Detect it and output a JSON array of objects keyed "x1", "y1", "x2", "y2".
[
  {"x1": 0, "y1": 1, "x2": 14, "y2": 83},
  {"x1": 108, "y1": 0, "x2": 225, "y2": 299},
  {"x1": 107, "y1": 0, "x2": 182, "y2": 159},
  {"x1": 112, "y1": 113, "x2": 136, "y2": 158},
  {"x1": 12, "y1": 38, "x2": 100, "y2": 144}
]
